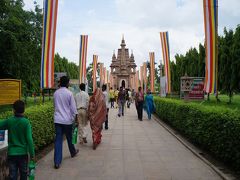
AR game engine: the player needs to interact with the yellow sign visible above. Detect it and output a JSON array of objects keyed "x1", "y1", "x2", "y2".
[{"x1": 0, "y1": 79, "x2": 21, "y2": 105}]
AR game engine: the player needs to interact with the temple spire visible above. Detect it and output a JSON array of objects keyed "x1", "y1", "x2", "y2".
[
  {"x1": 121, "y1": 34, "x2": 126, "y2": 48},
  {"x1": 112, "y1": 50, "x2": 116, "y2": 59}
]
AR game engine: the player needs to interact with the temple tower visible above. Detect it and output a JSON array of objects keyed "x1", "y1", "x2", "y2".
[{"x1": 110, "y1": 37, "x2": 137, "y2": 90}]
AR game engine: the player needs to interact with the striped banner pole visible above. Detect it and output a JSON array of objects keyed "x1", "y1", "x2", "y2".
[
  {"x1": 135, "y1": 70, "x2": 139, "y2": 91},
  {"x1": 103, "y1": 67, "x2": 107, "y2": 84},
  {"x1": 99, "y1": 63, "x2": 104, "y2": 87},
  {"x1": 149, "y1": 52, "x2": 155, "y2": 93},
  {"x1": 203, "y1": 0, "x2": 218, "y2": 94},
  {"x1": 40, "y1": 0, "x2": 59, "y2": 89},
  {"x1": 110, "y1": 73, "x2": 112, "y2": 88},
  {"x1": 160, "y1": 32, "x2": 171, "y2": 94},
  {"x1": 140, "y1": 65, "x2": 143, "y2": 89},
  {"x1": 143, "y1": 62, "x2": 147, "y2": 93},
  {"x1": 92, "y1": 55, "x2": 98, "y2": 91},
  {"x1": 79, "y1": 35, "x2": 88, "y2": 84}
]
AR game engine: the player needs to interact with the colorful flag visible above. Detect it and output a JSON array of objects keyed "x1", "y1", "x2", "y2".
[
  {"x1": 92, "y1": 55, "x2": 98, "y2": 91},
  {"x1": 135, "y1": 70, "x2": 139, "y2": 91},
  {"x1": 79, "y1": 35, "x2": 88, "y2": 84},
  {"x1": 99, "y1": 63, "x2": 104, "y2": 86},
  {"x1": 143, "y1": 62, "x2": 147, "y2": 93},
  {"x1": 40, "y1": 0, "x2": 59, "y2": 89},
  {"x1": 140, "y1": 65, "x2": 143, "y2": 89},
  {"x1": 203, "y1": 0, "x2": 218, "y2": 94},
  {"x1": 106, "y1": 70, "x2": 109, "y2": 84},
  {"x1": 110, "y1": 73, "x2": 113, "y2": 88},
  {"x1": 103, "y1": 67, "x2": 107, "y2": 84},
  {"x1": 149, "y1": 52, "x2": 155, "y2": 93},
  {"x1": 160, "y1": 32, "x2": 171, "y2": 94}
]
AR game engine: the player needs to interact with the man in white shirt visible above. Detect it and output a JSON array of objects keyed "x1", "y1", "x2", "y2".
[
  {"x1": 75, "y1": 83, "x2": 90, "y2": 144},
  {"x1": 53, "y1": 76, "x2": 79, "y2": 169},
  {"x1": 102, "y1": 84, "x2": 109, "y2": 129}
]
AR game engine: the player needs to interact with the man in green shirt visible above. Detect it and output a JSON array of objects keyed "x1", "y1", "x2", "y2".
[{"x1": 0, "y1": 100, "x2": 35, "y2": 180}]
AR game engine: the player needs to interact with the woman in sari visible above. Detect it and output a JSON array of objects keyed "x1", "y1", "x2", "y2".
[
  {"x1": 145, "y1": 89, "x2": 155, "y2": 120},
  {"x1": 88, "y1": 88, "x2": 107, "y2": 150}
]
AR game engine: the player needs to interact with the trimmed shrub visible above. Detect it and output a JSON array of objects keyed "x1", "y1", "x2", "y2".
[
  {"x1": 154, "y1": 97, "x2": 240, "y2": 170},
  {"x1": 0, "y1": 102, "x2": 54, "y2": 151}
]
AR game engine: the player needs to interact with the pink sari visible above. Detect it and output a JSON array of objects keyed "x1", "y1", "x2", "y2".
[{"x1": 88, "y1": 88, "x2": 107, "y2": 148}]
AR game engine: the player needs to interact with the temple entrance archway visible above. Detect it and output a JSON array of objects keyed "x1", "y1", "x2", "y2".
[
  {"x1": 119, "y1": 79, "x2": 128, "y2": 88},
  {"x1": 122, "y1": 80, "x2": 125, "y2": 88}
]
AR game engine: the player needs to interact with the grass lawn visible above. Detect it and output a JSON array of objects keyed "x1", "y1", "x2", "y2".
[{"x1": 190, "y1": 94, "x2": 240, "y2": 111}]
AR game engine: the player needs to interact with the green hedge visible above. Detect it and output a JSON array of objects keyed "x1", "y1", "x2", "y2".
[
  {"x1": 0, "y1": 102, "x2": 54, "y2": 151},
  {"x1": 154, "y1": 97, "x2": 240, "y2": 170}
]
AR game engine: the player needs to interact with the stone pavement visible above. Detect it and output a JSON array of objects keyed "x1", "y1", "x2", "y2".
[{"x1": 35, "y1": 105, "x2": 222, "y2": 180}]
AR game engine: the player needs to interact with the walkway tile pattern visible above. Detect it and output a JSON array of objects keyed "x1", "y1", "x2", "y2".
[{"x1": 35, "y1": 106, "x2": 221, "y2": 180}]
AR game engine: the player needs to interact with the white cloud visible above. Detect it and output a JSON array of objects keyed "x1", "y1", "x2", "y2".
[{"x1": 87, "y1": 9, "x2": 96, "y2": 16}]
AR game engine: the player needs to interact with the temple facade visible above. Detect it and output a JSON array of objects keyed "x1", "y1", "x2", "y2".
[{"x1": 110, "y1": 37, "x2": 137, "y2": 90}]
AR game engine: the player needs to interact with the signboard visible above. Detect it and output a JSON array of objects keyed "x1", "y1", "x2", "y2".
[
  {"x1": 180, "y1": 76, "x2": 204, "y2": 100},
  {"x1": 189, "y1": 78, "x2": 204, "y2": 99},
  {"x1": 160, "y1": 76, "x2": 166, "y2": 97},
  {"x1": 0, "y1": 79, "x2": 21, "y2": 105}
]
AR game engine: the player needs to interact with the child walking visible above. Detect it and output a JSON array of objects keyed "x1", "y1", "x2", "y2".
[{"x1": 0, "y1": 100, "x2": 35, "y2": 180}]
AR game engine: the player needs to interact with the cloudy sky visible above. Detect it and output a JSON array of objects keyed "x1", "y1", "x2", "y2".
[{"x1": 24, "y1": 0, "x2": 240, "y2": 69}]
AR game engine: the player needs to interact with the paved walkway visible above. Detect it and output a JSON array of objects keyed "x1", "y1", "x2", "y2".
[{"x1": 35, "y1": 105, "x2": 221, "y2": 180}]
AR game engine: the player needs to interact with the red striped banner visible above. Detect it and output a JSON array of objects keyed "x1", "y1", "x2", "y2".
[
  {"x1": 160, "y1": 32, "x2": 171, "y2": 94},
  {"x1": 143, "y1": 62, "x2": 147, "y2": 93},
  {"x1": 99, "y1": 63, "x2": 104, "y2": 86},
  {"x1": 103, "y1": 67, "x2": 107, "y2": 84},
  {"x1": 203, "y1": 0, "x2": 218, "y2": 94},
  {"x1": 79, "y1": 35, "x2": 88, "y2": 84},
  {"x1": 41, "y1": 0, "x2": 58, "y2": 89},
  {"x1": 92, "y1": 55, "x2": 98, "y2": 91},
  {"x1": 140, "y1": 65, "x2": 143, "y2": 89},
  {"x1": 135, "y1": 70, "x2": 139, "y2": 91},
  {"x1": 107, "y1": 70, "x2": 110, "y2": 84},
  {"x1": 149, "y1": 52, "x2": 155, "y2": 93}
]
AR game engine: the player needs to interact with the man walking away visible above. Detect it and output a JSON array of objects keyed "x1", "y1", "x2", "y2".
[
  {"x1": 135, "y1": 86, "x2": 144, "y2": 121},
  {"x1": 109, "y1": 87, "x2": 115, "y2": 108},
  {"x1": 53, "y1": 76, "x2": 79, "y2": 169},
  {"x1": 102, "y1": 84, "x2": 109, "y2": 129},
  {"x1": 117, "y1": 87, "x2": 126, "y2": 117},
  {"x1": 75, "y1": 83, "x2": 89, "y2": 144}
]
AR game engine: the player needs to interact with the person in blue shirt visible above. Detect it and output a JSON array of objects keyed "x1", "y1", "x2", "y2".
[{"x1": 145, "y1": 89, "x2": 155, "y2": 120}]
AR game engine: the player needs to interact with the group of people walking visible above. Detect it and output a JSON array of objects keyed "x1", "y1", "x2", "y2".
[
  {"x1": 0, "y1": 75, "x2": 156, "y2": 179},
  {"x1": 108, "y1": 86, "x2": 155, "y2": 121},
  {"x1": 53, "y1": 76, "x2": 108, "y2": 169}
]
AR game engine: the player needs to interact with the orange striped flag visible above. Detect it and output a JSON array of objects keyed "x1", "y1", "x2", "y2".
[
  {"x1": 79, "y1": 35, "x2": 88, "y2": 84},
  {"x1": 149, "y1": 52, "x2": 155, "y2": 93},
  {"x1": 160, "y1": 32, "x2": 171, "y2": 94},
  {"x1": 92, "y1": 55, "x2": 98, "y2": 91},
  {"x1": 135, "y1": 70, "x2": 139, "y2": 91},
  {"x1": 143, "y1": 62, "x2": 147, "y2": 93},
  {"x1": 99, "y1": 63, "x2": 104, "y2": 86},
  {"x1": 140, "y1": 65, "x2": 143, "y2": 89}
]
